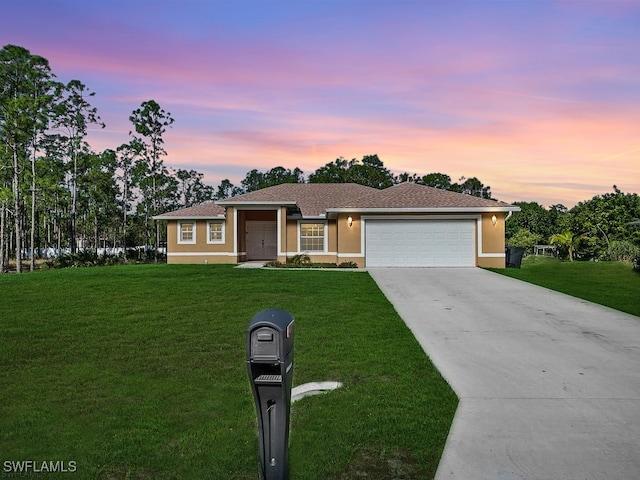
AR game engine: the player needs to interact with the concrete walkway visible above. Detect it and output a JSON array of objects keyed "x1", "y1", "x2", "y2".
[{"x1": 368, "y1": 268, "x2": 640, "y2": 480}]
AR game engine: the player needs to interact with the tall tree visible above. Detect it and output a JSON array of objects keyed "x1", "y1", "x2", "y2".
[
  {"x1": 77, "y1": 149, "x2": 118, "y2": 253},
  {"x1": 35, "y1": 138, "x2": 66, "y2": 257},
  {"x1": 309, "y1": 155, "x2": 393, "y2": 189},
  {"x1": 507, "y1": 201, "x2": 554, "y2": 241},
  {"x1": 308, "y1": 157, "x2": 353, "y2": 183},
  {"x1": 115, "y1": 140, "x2": 139, "y2": 253},
  {"x1": 265, "y1": 166, "x2": 304, "y2": 186},
  {"x1": 348, "y1": 155, "x2": 394, "y2": 189},
  {"x1": 214, "y1": 178, "x2": 243, "y2": 200},
  {"x1": 26, "y1": 82, "x2": 57, "y2": 271},
  {"x1": 452, "y1": 176, "x2": 492, "y2": 199},
  {"x1": 567, "y1": 186, "x2": 640, "y2": 258},
  {"x1": 0, "y1": 44, "x2": 54, "y2": 273},
  {"x1": 174, "y1": 168, "x2": 214, "y2": 207},
  {"x1": 128, "y1": 100, "x2": 174, "y2": 257},
  {"x1": 0, "y1": 189, "x2": 7, "y2": 274},
  {"x1": 422, "y1": 172, "x2": 452, "y2": 190},
  {"x1": 394, "y1": 172, "x2": 423, "y2": 184},
  {"x1": 0, "y1": 174, "x2": 8, "y2": 272},
  {"x1": 241, "y1": 166, "x2": 303, "y2": 192},
  {"x1": 51, "y1": 79, "x2": 104, "y2": 253}
]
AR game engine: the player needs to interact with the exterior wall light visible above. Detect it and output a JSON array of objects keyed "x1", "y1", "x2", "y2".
[
  {"x1": 491, "y1": 214, "x2": 497, "y2": 226},
  {"x1": 347, "y1": 216, "x2": 353, "y2": 227}
]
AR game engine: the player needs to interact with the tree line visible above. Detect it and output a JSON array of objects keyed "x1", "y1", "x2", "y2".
[
  {"x1": 507, "y1": 186, "x2": 640, "y2": 261},
  {"x1": 2, "y1": 44, "x2": 638, "y2": 273}
]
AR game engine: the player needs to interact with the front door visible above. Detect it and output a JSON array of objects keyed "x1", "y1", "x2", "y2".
[{"x1": 246, "y1": 221, "x2": 277, "y2": 260}]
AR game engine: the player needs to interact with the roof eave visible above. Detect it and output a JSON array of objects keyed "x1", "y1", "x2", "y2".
[
  {"x1": 326, "y1": 206, "x2": 521, "y2": 215},
  {"x1": 153, "y1": 214, "x2": 225, "y2": 220},
  {"x1": 215, "y1": 200, "x2": 297, "y2": 207}
]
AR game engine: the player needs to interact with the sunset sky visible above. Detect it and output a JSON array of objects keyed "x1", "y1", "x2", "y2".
[{"x1": 4, "y1": 0, "x2": 639, "y2": 208}]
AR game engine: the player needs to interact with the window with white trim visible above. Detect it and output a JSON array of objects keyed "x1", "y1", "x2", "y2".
[
  {"x1": 207, "y1": 221, "x2": 225, "y2": 244},
  {"x1": 300, "y1": 222, "x2": 325, "y2": 252},
  {"x1": 178, "y1": 222, "x2": 196, "y2": 244}
]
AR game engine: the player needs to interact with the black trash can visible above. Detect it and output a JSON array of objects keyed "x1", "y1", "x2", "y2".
[{"x1": 506, "y1": 246, "x2": 525, "y2": 268}]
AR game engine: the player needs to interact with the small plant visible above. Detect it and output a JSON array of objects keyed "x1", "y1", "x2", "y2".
[
  {"x1": 287, "y1": 254, "x2": 311, "y2": 267},
  {"x1": 550, "y1": 231, "x2": 586, "y2": 262},
  {"x1": 264, "y1": 258, "x2": 357, "y2": 269},
  {"x1": 264, "y1": 260, "x2": 284, "y2": 268},
  {"x1": 338, "y1": 261, "x2": 358, "y2": 268}
]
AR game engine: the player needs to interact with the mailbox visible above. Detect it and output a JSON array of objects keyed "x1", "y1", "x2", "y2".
[{"x1": 247, "y1": 309, "x2": 294, "y2": 480}]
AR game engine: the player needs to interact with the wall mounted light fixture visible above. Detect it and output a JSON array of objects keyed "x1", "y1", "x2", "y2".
[
  {"x1": 347, "y1": 216, "x2": 353, "y2": 227},
  {"x1": 491, "y1": 214, "x2": 497, "y2": 226}
]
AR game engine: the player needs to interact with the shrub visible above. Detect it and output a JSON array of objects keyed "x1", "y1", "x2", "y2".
[
  {"x1": 43, "y1": 251, "x2": 128, "y2": 269},
  {"x1": 550, "y1": 231, "x2": 586, "y2": 261},
  {"x1": 338, "y1": 261, "x2": 358, "y2": 268},
  {"x1": 507, "y1": 228, "x2": 542, "y2": 254},
  {"x1": 287, "y1": 254, "x2": 312, "y2": 267},
  {"x1": 264, "y1": 258, "x2": 358, "y2": 269},
  {"x1": 606, "y1": 240, "x2": 640, "y2": 262},
  {"x1": 264, "y1": 260, "x2": 284, "y2": 268}
]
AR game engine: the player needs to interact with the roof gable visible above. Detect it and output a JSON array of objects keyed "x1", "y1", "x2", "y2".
[
  {"x1": 218, "y1": 183, "x2": 378, "y2": 217},
  {"x1": 336, "y1": 182, "x2": 514, "y2": 209}
]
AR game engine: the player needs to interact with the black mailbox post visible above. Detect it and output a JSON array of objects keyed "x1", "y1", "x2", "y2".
[{"x1": 247, "y1": 309, "x2": 294, "y2": 480}]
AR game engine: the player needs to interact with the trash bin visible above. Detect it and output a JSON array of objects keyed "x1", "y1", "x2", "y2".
[
  {"x1": 506, "y1": 246, "x2": 525, "y2": 268},
  {"x1": 247, "y1": 309, "x2": 294, "y2": 480}
]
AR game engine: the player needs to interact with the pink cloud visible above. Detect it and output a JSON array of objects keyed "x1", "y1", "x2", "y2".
[{"x1": 6, "y1": 0, "x2": 640, "y2": 210}]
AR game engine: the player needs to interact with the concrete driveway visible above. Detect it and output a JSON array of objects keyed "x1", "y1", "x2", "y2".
[{"x1": 368, "y1": 268, "x2": 640, "y2": 480}]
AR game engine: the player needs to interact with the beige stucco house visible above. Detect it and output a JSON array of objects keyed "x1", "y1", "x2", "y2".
[{"x1": 154, "y1": 182, "x2": 520, "y2": 268}]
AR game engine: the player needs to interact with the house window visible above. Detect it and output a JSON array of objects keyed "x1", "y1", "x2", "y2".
[
  {"x1": 178, "y1": 222, "x2": 196, "y2": 244},
  {"x1": 300, "y1": 222, "x2": 325, "y2": 252},
  {"x1": 207, "y1": 221, "x2": 225, "y2": 244}
]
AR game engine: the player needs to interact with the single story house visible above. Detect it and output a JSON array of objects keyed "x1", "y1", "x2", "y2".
[{"x1": 154, "y1": 182, "x2": 520, "y2": 268}]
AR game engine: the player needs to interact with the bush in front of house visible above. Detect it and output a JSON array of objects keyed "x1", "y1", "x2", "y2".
[
  {"x1": 264, "y1": 257, "x2": 359, "y2": 269},
  {"x1": 338, "y1": 261, "x2": 359, "y2": 268}
]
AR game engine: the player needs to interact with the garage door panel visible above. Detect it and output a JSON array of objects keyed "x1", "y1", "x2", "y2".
[{"x1": 366, "y1": 220, "x2": 475, "y2": 267}]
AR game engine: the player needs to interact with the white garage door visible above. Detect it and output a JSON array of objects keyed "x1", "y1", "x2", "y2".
[{"x1": 365, "y1": 220, "x2": 476, "y2": 267}]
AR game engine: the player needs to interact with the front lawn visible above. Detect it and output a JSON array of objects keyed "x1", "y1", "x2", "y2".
[
  {"x1": 491, "y1": 256, "x2": 640, "y2": 318},
  {"x1": 0, "y1": 265, "x2": 457, "y2": 479}
]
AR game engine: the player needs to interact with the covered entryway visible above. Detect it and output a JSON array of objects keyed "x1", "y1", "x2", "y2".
[
  {"x1": 365, "y1": 219, "x2": 475, "y2": 267},
  {"x1": 246, "y1": 221, "x2": 277, "y2": 260}
]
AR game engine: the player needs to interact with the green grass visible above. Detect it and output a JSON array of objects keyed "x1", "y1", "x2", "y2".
[
  {"x1": 0, "y1": 265, "x2": 457, "y2": 479},
  {"x1": 491, "y1": 256, "x2": 640, "y2": 318}
]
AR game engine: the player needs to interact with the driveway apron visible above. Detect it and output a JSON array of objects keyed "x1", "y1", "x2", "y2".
[{"x1": 368, "y1": 267, "x2": 640, "y2": 480}]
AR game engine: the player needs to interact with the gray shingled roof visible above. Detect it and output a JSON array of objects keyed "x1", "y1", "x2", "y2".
[
  {"x1": 329, "y1": 182, "x2": 515, "y2": 210},
  {"x1": 218, "y1": 183, "x2": 378, "y2": 217},
  {"x1": 154, "y1": 201, "x2": 225, "y2": 219},
  {"x1": 155, "y1": 182, "x2": 517, "y2": 220}
]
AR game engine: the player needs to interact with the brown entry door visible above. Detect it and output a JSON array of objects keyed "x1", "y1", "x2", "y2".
[{"x1": 246, "y1": 221, "x2": 277, "y2": 260}]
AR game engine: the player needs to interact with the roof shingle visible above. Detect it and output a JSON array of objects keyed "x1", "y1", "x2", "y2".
[
  {"x1": 156, "y1": 182, "x2": 517, "y2": 220},
  {"x1": 219, "y1": 183, "x2": 378, "y2": 216},
  {"x1": 331, "y1": 182, "x2": 514, "y2": 209},
  {"x1": 155, "y1": 201, "x2": 225, "y2": 219}
]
